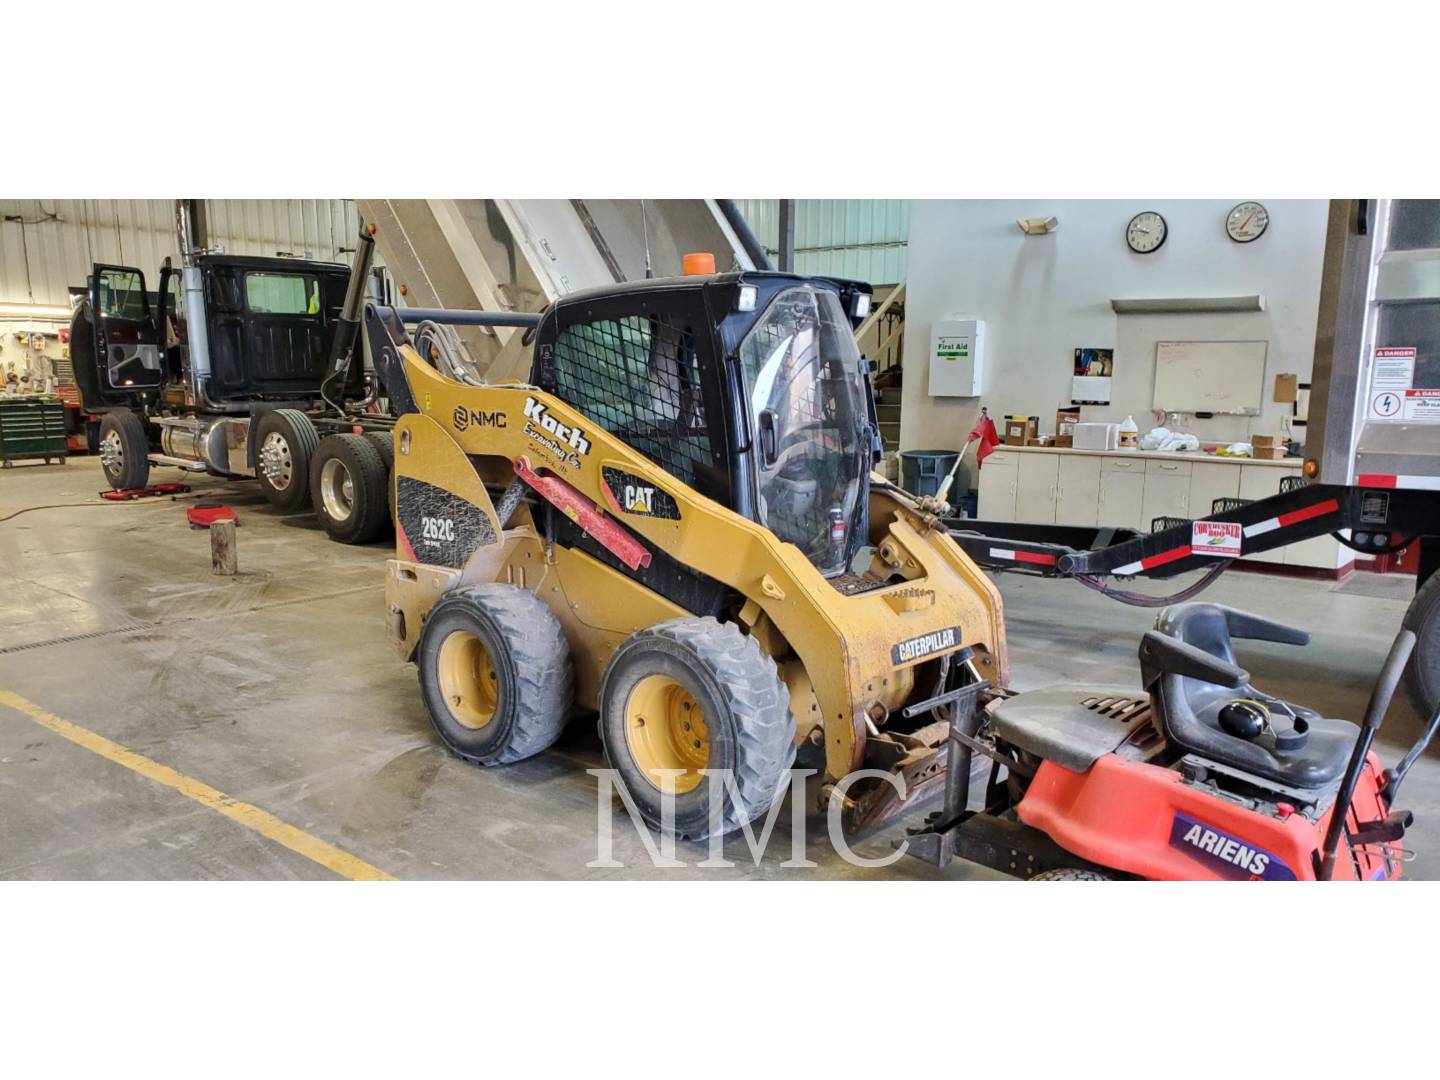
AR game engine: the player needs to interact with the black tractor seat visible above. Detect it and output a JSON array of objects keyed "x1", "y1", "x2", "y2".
[{"x1": 1141, "y1": 603, "x2": 1358, "y2": 790}]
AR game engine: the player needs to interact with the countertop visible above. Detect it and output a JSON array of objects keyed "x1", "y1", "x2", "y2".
[{"x1": 991, "y1": 444, "x2": 1302, "y2": 467}]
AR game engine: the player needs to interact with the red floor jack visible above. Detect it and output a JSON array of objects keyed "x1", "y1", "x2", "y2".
[{"x1": 101, "y1": 483, "x2": 192, "y2": 502}]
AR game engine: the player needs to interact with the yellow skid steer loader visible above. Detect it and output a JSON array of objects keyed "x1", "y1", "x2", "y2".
[{"x1": 366, "y1": 266, "x2": 1007, "y2": 837}]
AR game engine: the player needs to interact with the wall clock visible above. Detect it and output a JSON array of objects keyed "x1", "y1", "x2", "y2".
[{"x1": 1126, "y1": 211, "x2": 1167, "y2": 254}]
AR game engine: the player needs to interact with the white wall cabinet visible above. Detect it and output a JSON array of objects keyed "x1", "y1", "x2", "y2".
[
  {"x1": 976, "y1": 448, "x2": 1348, "y2": 571},
  {"x1": 1016, "y1": 453, "x2": 1060, "y2": 523},
  {"x1": 1098, "y1": 457, "x2": 1146, "y2": 531},
  {"x1": 1055, "y1": 454, "x2": 1102, "y2": 527},
  {"x1": 977, "y1": 450, "x2": 1018, "y2": 521},
  {"x1": 1140, "y1": 458, "x2": 1191, "y2": 530}
]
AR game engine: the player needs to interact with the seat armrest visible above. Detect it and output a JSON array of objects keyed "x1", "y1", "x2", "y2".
[
  {"x1": 1139, "y1": 630, "x2": 1249, "y2": 690},
  {"x1": 1222, "y1": 607, "x2": 1310, "y2": 647}
]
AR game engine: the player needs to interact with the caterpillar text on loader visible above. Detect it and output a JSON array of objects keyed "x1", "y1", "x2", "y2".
[{"x1": 367, "y1": 266, "x2": 1008, "y2": 837}]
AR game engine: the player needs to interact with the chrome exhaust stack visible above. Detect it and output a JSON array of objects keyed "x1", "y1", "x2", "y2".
[{"x1": 175, "y1": 199, "x2": 214, "y2": 390}]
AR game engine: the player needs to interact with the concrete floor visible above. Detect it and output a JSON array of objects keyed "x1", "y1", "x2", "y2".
[{"x1": 2, "y1": 456, "x2": 1437, "y2": 879}]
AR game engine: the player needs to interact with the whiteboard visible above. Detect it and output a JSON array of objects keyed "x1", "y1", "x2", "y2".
[{"x1": 1152, "y1": 340, "x2": 1267, "y2": 415}]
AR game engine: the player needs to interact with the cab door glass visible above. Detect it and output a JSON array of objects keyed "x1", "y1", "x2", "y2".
[{"x1": 96, "y1": 267, "x2": 161, "y2": 388}]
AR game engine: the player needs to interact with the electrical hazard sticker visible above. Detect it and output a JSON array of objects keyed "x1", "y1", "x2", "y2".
[{"x1": 1191, "y1": 520, "x2": 1242, "y2": 558}]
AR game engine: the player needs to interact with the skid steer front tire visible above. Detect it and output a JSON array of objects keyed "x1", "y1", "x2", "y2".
[
  {"x1": 599, "y1": 617, "x2": 795, "y2": 840},
  {"x1": 417, "y1": 585, "x2": 574, "y2": 766}
]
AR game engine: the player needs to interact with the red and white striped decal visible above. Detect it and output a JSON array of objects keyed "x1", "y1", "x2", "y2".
[
  {"x1": 988, "y1": 547, "x2": 1057, "y2": 566},
  {"x1": 1356, "y1": 473, "x2": 1440, "y2": 491},
  {"x1": 1113, "y1": 545, "x2": 1191, "y2": 576},
  {"x1": 1242, "y1": 497, "x2": 1340, "y2": 538}
]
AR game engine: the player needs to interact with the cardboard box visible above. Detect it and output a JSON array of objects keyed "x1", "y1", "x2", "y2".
[
  {"x1": 1026, "y1": 435, "x2": 1054, "y2": 447},
  {"x1": 1056, "y1": 407, "x2": 1080, "y2": 440},
  {"x1": 1004, "y1": 415, "x2": 1039, "y2": 446},
  {"x1": 1053, "y1": 435, "x2": 1074, "y2": 448},
  {"x1": 1252, "y1": 446, "x2": 1287, "y2": 459},
  {"x1": 1250, "y1": 434, "x2": 1284, "y2": 451}
]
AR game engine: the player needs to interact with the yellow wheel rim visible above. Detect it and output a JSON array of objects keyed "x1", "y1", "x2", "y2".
[
  {"x1": 436, "y1": 630, "x2": 499, "y2": 730},
  {"x1": 624, "y1": 674, "x2": 710, "y2": 794}
]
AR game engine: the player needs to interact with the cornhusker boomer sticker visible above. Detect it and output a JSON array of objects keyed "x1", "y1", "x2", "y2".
[
  {"x1": 1192, "y1": 520, "x2": 1242, "y2": 558},
  {"x1": 891, "y1": 626, "x2": 963, "y2": 666}
]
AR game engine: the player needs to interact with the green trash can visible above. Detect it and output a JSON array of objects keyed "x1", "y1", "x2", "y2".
[{"x1": 900, "y1": 448, "x2": 960, "y2": 498}]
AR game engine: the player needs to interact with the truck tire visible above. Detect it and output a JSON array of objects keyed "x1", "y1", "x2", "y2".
[
  {"x1": 254, "y1": 409, "x2": 318, "y2": 512},
  {"x1": 310, "y1": 434, "x2": 390, "y2": 544},
  {"x1": 1031, "y1": 868, "x2": 1112, "y2": 881},
  {"x1": 1402, "y1": 569, "x2": 1440, "y2": 716},
  {"x1": 364, "y1": 430, "x2": 396, "y2": 523},
  {"x1": 417, "y1": 584, "x2": 574, "y2": 766},
  {"x1": 98, "y1": 410, "x2": 150, "y2": 491},
  {"x1": 598, "y1": 617, "x2": 795, "y2": 840}
]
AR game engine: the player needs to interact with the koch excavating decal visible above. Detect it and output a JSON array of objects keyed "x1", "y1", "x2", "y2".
[
  {"x1": 1168, "y1": 811, "x2": 1296, "y2": 880},
  {"x1": 602, "y1": 467, "x2": 681, "y2": 520},
  {"x1": 396, "y1": 475, "x2": 497, "y2": 569},
  {"x1": 890, "y1": 626, "x2": 962, "y2": 667},
  {"x1": 523, "y1": 396, "x2": 589, "y2": 470}
]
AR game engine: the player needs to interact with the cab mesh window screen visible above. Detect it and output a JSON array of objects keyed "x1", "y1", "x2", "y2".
[{"x1": 552, "y1": 315, "x2": 721, "y2": 494}]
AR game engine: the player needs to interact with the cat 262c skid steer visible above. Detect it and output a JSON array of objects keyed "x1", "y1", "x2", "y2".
[{"x1": 365, "y1": 263, "x2": 1007, "y2": 838}]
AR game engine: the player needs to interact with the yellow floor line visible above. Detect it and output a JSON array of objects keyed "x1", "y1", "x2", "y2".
[{"x1": 0, "y1": 690, "x2": 395, "y2": 881}]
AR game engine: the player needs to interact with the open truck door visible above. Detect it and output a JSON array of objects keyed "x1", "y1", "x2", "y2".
[{"x1": 90, "y1": 264, "x2": 163, "y2": 395}]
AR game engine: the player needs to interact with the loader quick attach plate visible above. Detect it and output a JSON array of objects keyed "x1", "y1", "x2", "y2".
[{"x1": 396, "y1": 474, "x2": 497, "y2": 569}]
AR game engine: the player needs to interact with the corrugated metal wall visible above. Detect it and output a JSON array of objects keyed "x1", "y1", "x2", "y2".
[
  {"x1": 0, "y1": 200, "x2": 363, "y2": 307},
  {"x1": 733, "y1": 199, "x2": 908, "y2": 284}
]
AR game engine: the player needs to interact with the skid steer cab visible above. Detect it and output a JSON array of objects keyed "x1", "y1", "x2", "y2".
[
  {"x1": 904, "y1": 603, "x2": 1436, "y2": 880},
  {"x1": 367, "y1": 267, "x2": 1009, "y2": 840}
]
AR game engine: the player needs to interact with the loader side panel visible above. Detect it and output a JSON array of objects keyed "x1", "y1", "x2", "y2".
[{"x1": 392, "y1": 413, "x2": 502, "y2": 568}]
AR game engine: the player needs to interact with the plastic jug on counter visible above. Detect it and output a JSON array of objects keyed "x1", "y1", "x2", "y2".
[{"x1": 1118, "y1": 415, "x2": 1139, "y2": 450}]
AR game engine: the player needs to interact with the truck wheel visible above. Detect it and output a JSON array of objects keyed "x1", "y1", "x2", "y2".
[
  {"x1": 310, "y1": 434, "x2": 389, "y2": 544},
  {"x1": 417, "y1": 584, "x2": 574, "y2": 766},
  {"x1": 98, "y1": 410, "x2": 150, "y2": 491},
  {"x1": 1031, "y1": 868, "x2": 1112, "y2": 881},
  {"x1": 363, "y1": 430, "x2": 395, "y2": 523},
  {"x1": 1402, "y1": 570, "x2": 1440, "y2": 716},
  {"x1": 254, "y1": 409, "x2": 318, "y2": 511},
  {"x1": 598, "y1": 617, "x2": 795, "y2": 840}
]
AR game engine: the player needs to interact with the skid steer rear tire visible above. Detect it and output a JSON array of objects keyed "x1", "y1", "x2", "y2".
[
  {"x1": 599, "y1": 617, "x2": 795, "y2": 840},
  {"x1": 310, "y1": 434, "x2": 389, "y2": 544},
  {"x1": 255, "y1": 409, "x2": 318, "y2": 512},
  {"x1": 417, "y1": 584, "x2": 574, "y2": 766},
  {"x1": 98, "y1": 410, "x2": 150, "y2": 491}
]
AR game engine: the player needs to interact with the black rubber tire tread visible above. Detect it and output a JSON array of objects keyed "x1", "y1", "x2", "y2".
[
  {"x1": 417, "y1": 584, "x2": 575, "y2": 766},
  {"x1": 99, "y1": 410, "x2": 150, "y2": 491},
  {"x1": 363, "y1": 430, "x2": 394, "y2": 474},
  {"x1": 309, "y1": 433, "x2": 390, "y2": 544},
  {"x1": 254, "y1": 408, "x2": 319, "y2": 511},
  {"x1": 1031, "y1": 868, "x2": 1112, "y2": 881},
  {"x1": 363, "y1": 430, "x2": 396, "y2": 524},
  {"x1": 599, "y1": 616, "x2": 795, "y2": 840},
  {"x1": 1402, "y1": 570, "x2": 1440, "y2": 717}
]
